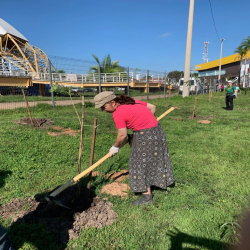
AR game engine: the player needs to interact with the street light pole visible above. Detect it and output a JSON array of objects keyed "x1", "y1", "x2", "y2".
[
  {"x1": 183, "y1": 0, "x2": 195, "y2": 97},
  {"x1": 218, "y1": 38, "x2": 225, "y2": 84}
]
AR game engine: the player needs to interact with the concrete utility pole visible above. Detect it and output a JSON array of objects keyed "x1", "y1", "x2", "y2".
[
  {"x1": 183, "y1": 0, "x2": 195, "y2": 97},
  {"x1": 48, "y1": 60, "x2": 55, "y2": 108},
  {"x1": 218, "y1": 38, "x2": 225, "y2": 83}
]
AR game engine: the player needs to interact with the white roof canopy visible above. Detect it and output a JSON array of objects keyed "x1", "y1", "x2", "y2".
[{"x1": 0, "y1": 18, "x2": 28, "y2": 42}]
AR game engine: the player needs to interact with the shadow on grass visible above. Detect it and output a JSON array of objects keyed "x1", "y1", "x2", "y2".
[
  {"x1": 167, "y1": 227, "x2": 233, "y2": 250},
  {"x1": 8, "y1": 182, "x2": 95, "y2": 250},
  {"x1": 7, "y1": 173, "x2": 116, "y2": 250},
  {"x1": 0, "y1": 170, "x2": 12, "y2": 188}
]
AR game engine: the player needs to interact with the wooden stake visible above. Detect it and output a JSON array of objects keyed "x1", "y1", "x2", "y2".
[
  {"x1": 87, "y1": 118, "x2": 98, "y2": 196},
  {"x1": 191, "y1": 97, "x2": 197, "y2": 119},
  {"x1": 77, "y1": 96, "x2": 85, "y2": 193},
  {"x1": 21, "y1": 89, "x2": 34, "y2": 126}
]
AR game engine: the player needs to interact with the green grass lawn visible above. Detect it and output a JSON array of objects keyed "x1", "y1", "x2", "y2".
[{"x1": 0, "y1": 91, "x2": 250, "y2": 249}]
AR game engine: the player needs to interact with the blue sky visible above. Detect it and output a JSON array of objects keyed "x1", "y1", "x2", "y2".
[{"x1": 2, "y1": 0, "x2": 250, "y2": 73}]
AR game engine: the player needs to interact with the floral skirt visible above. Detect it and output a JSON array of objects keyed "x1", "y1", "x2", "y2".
[{"x1": 129, "y1": 124, "x2": 175, "y2": 193}]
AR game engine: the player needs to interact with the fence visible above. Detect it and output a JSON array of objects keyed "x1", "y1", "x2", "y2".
[
  {"x1": 0, "y1": 55, "x2": 183, "y2": 111},
  {"x1": 4, "y1": 54, "x2": 242, "y2": 111}
]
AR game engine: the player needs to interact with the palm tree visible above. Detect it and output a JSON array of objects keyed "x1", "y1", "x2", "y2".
[
  {"x1": 89, "y1": 54, "x2": 125, "y2": 73},
  {"x1": 241, "y1": 36, "x2": 250, "y2": 51},
  {"x1": 234, "y1": 45, "x2": 247, "y2": 86}
]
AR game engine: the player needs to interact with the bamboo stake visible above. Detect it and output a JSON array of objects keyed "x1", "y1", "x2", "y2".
[
  {"x1": 87, "y1": 118, "x2": 98, "y2": 197},
  {"x1": 191, "y1": 97, "x2": 197, "y2": 119},
  {"x1": 21, "y1": 89, "x2": 34, "y2": 127},
  {"x1": 77, "y1": 96, "x2": 85, "y2": 193}
]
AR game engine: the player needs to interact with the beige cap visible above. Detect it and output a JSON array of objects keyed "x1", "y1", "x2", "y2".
[{"x1": 93, "y1": 91, "x2": 116, "y2": 109}]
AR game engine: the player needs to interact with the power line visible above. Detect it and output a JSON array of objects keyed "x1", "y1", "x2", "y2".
[{"x1": 208, "y1": 0, "x2": 220, "y2": 41}]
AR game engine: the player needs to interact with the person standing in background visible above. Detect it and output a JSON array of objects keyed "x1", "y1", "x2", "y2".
[
  {"x1": 220, "y1": 84, "x2": 224, "y2": 92},
  {"x1": 225, "y1": 81, "x2": 237, "y2": 110}
]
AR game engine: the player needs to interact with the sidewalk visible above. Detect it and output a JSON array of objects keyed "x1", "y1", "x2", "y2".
[{"x1": 0, "y1": 94, "x2": 175, "y2": 110}]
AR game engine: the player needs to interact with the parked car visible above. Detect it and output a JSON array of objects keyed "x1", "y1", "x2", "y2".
[
  {"x1": 118, "y1": 87, "x2": 125, "y2": 91},
  {"x1": 71, "y1": 88, "x2": 84, "y2": 93},
  {"x1": 83, "y1": 88, "x2": 93, "y2": 92}
]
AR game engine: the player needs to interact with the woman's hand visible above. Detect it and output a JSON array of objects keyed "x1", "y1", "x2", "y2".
[{"x1": 109, "y1": 146, "x2": 119, "y2": 157}]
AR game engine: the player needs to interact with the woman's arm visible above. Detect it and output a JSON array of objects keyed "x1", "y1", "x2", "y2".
[
  {"x1": 147, "y1": 103, "x2": 156, "y2": 114},
  {"x1": 113, "y1": 127, "x2": 128, "y2": 148}
]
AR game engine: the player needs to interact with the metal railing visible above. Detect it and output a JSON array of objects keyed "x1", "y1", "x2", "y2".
[
  {"x1": 0, "y1": 57, "x2": 171, "y2": 85},
  {"x1": 0, "y1": 57, "x2": 29, "y2": 77},
  {"x1": 28, "y1": 72, "x2": 168, "y2": 84}
]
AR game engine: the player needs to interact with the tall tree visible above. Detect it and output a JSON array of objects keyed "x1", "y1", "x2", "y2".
[
  {"x1": 167, "y1": 70, "x2": 184, "y2": 79},
  {"x1": 89, "y1": 54, "x2": 125, "y2": 73}
]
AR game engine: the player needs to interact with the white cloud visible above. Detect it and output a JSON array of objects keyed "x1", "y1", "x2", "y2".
[{"x1": 159, "y1": 32, "x2": 172, "y2": 38}]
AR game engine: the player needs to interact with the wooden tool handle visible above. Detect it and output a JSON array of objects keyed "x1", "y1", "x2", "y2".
[
  {"x1": 50, "y1": 179, "x2": 74, "y2": 197},
  {"x1": 73, "y1": 153, "x2": 110, "y2": 182},
  {"x1": 156, "y1": 107, "x2": 175, "y2": 121}
]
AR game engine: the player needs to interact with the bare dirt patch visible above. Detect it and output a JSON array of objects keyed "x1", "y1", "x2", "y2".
[
  {"x1": 92, "y1": 170, "x2": 129, "y2": 182},
  {"x1": 101, "y1": 182, "x2": 130, "y2": 198},
  {"x1": 197, "y1": 120, "x2": 211, "y2": 124},
  {"x1": 15, "y1": 118, "x2": 53, "y2": 128},
  {"x1": 106, "y1": 170, "x2": 129, "y2": 182},
  {"x1": 47, "y1": 126, "x2": 80, "y2": 136},
  {"x1": 188, "y1": 115, "x2": 214, "y2": 120},
  {"x1": 15, "y1": 118, "x2": 80, "y2": 136},
  {"x1": 0, "y1": 184, "x2": 118, "y2": 247},
  {"x1": 92, "y1": 170, "x2": 130, "y2": 197}
]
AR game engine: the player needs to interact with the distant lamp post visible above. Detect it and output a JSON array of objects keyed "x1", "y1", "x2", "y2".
[{"x1": 218, "y1": 38, "x2": 225, "y2": 84}]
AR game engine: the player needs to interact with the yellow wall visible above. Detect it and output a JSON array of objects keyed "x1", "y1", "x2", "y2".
[{"x1": 195, "y1": 50, "x2": 250, "y2": 71}]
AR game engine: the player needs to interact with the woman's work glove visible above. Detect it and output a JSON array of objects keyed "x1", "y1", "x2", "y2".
[{"x1": 109, "y1": 146, "x2": 119, "y2": 157}]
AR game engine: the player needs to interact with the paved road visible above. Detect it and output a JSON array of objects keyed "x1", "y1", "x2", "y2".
[{"x1": 0, "y1": 94, "x2": 176, "y2": 110}]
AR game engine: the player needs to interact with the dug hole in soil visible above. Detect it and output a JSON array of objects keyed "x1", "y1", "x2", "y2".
[{"x1": 0, "y1": 184, "x2": 118, "y2": 246}]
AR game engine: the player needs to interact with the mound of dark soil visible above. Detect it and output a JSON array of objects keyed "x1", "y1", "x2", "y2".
[
  {"x1": 15, "y1": 118, "x2": 53, "y2": 128},
  {"x1": 0, "y1": 184, "x2": 118, "y2": 247}
]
